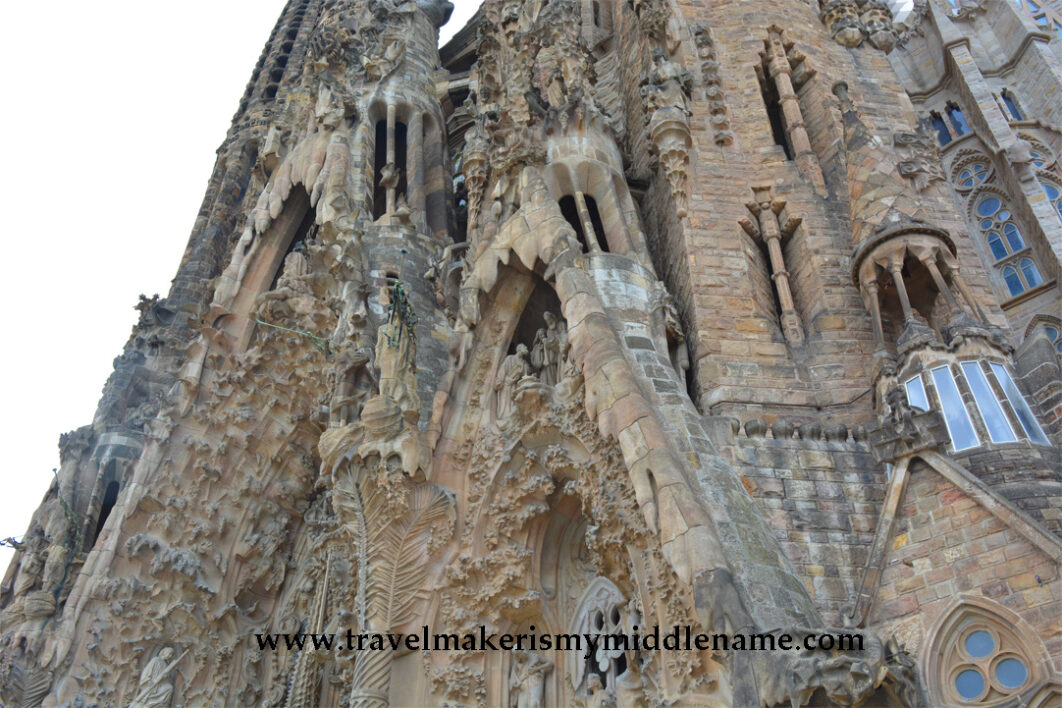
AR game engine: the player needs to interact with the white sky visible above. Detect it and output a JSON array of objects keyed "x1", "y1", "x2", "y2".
[{"x1": 0, "y1": 1, "x2": 479, "y2": 572}]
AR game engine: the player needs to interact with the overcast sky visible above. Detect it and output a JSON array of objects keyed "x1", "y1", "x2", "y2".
[{"x1": 0, "y1": 1, "x2": 478, "y2": 572}]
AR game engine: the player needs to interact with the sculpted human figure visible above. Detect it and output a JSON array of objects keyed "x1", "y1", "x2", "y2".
[
  {"x1": 129, "y1": 647, "x2": 182, "y2": 708},
  {"x1": 531, "y1": 312, "x2": 565, "y2": 385},
  {"x1": 509, "y1": 649, "x2": 553, "y2": 708},
  {"x1": 644, "y1": 49, "x2": 691, "y2": 113},
  {"x1": 329, "y1": 343, "x2": 376, "y2": 426},
  {"x1": 496, "y1": 344, "x2": 530, "y2": 422},
  {"x1": 213, "y1": 226, "x2": 258, "y2": 308},
  {"x1": 586, "y1": 673, "x2": 616, "y2": 708}
]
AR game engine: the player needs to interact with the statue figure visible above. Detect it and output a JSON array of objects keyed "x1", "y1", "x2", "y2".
[
  {"x1": 884, "y1": 386, "x2": 917, "y2": 442},
  {"x1": 329, "y1": 344, "x2": 376, "y2": 426},
  {"x1": 275, "y1": 241, "x2": 312, "y2": 294},
  {"x1": 586, "y1": 673, "x2": 616, "y2": 708},
  {"x1": 11, "y1": 540, "x2": 44, "y2": 598},
  {"x1": 40, "y1": 506, "x2": 74, "y2": 595},
  {"x1": 129, "y1": 647, "x2": 185, "y2": 708},
  {"x1": 643, "y1": 49, "x2": 692, "y2": 114},
  {"x1": 531, "y1": 312, "x2": 566, "y2": 385},
  {"x1": 496, "y1": 344, "x2": 531, "y2": 422},
  {"x1": 213, "y1": 226, "x2": 258, "y2": 309},
  {"x1": 509, "y1": 649, "x2": 553, "y2": 708}
]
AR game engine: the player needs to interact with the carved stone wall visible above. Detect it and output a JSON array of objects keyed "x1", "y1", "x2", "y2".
[{"x1": 2, "y1": 0, "x2": 1060, "y2": 706}]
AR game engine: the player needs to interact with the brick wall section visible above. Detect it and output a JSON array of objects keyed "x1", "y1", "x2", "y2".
[
  {"x1": 720, "y1": 427, "x2": 885, "y2": 625},
  {"x1": 869, "y1": 461, "x2": 1062, "y2": 672},
  {"x1": 957, "y1": 444, "x2": 1062, "y2": 534}
]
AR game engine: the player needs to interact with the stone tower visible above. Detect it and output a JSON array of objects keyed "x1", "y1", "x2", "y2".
[{"x1": 2, "y1": 0, "x2": 1059, "y2": 706}]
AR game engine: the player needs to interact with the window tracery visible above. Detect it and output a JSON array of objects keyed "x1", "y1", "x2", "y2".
[
  {"x1": 971, "y1": 193, "x2": 1044, "y2": 297},
  {"x1": 1036, "y1": 323, "x2": 1062, "y2": 353},
  {"x1": 925, "y1": 598, "x2": 1049, "y2": 707}
]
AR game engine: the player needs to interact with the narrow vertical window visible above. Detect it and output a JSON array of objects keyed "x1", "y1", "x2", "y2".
[
  {"x1": 1042, "y1": 182, "x2": 1062, "y2": 220},
  {"x1": 905, "y1": 375, "x2": 929, "y2": 411},
  {"x1": 960, "y1": 362, "x2": 1018, "y2": 443},
  {"x1": 931, "y1": 112, "x2": 952, "y2": 146},
  {"x1": 947, "y1": 103, "x2": 969, "y2": 135},
  {"x1": 559, "y1": 195, "x2": 588, "y2": 249},
  {"x1": 92, "y1": 481, "x2": 121, "y2": 546},
  {"x1": 931, "y1": 365, "x2": 980, "y2": 451},
  {"x1": 373, "y1": 120, "x2": 388, "y2": 219},
  {"x1": 1001, "y1": 90, "x2": 1023, "y2": 120},
  {"x1": 989, "y1": 362, "x2": 1050, "y2": 444}
]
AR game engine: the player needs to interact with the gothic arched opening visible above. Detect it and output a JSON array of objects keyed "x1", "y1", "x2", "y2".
[
  {"x1": 92, "y1": 481, "x2": 120, "y2": 547},
  {"x1": 508, "y1": 274, "x2": 564, "y2": 355}
]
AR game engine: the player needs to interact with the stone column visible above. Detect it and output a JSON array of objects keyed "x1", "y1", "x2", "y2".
[
  {"x1": 766, "y1": 31, "x2": 825, "y2": 191},
  {"x1": 408, "y1": 111, "x2": 425, "y2": 230},
  {"x1": 888, "y1": 259, "x2": 914, "y2": 320},
  {"x1": 861, "y1": 278, "x2": 887, "y2": 353},
  {"x1": 575, "y1": 192, "x2": 602, "y2": 254},
  {"x1": 755, "y1": 202, "x2": 804, "y2": 347},
  {"x1": 386, "y1": 103, "x2": 397, "y2": 216},
  {"x1": 920, "y1": 254, "x2": 961, "y2": 313}
]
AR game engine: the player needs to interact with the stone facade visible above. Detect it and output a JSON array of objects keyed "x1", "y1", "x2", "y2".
[{"x1": 1, "y1": 0, "x2": 1059, "y2": 706}]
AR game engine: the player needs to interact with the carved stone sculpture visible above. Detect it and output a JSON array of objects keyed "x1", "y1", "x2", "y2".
[
  {"x1": 129, "y1": 648, "x2": 183, "y2": 708},
  {"x1": 509, "y1": 650, "x2": 552, "y2": 708}
]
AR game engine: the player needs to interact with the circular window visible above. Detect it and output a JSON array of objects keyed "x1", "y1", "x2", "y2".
[
  {"x1": 956, "y1": 668, "x2": 986, "y2": 700},
  {"x1": 977, "y1": 197, "x2": 1002, "y2": 217},
  {"x1": 960, "y1": 162, "x2": 989, "y2": 187},
  {"x1": 965, "y1": 630, "x2": 995, "y2": 658},
  {"x1": 995, "y1": 657, "x2": 1028, "y2": 689}
]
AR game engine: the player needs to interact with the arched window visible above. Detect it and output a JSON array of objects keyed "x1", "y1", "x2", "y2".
[
  {"x1": 1002, "y1": 266, "x2": 1023, "y2": 296},
  {"x1": 1000, "y1": 89, "x2": 1023, "y2": 120},
  {"x1": 1042, "y1": 182, "x2": 1062, "y2": 219},
  {"x1": 1039, "y1": 324, "x2": 1062, "y2": 353},
  {"x1": 959, "y1": 162, "x2": 989, "y2": 188},
  {"x1": 931, "y1": 112, "x2": 952, "y2": 146},
  {"x1": 1036, "y1": 324, "x2": 1062, "y2": 352},
  {"x1": 925, "y1": 598, "x2": 1049, "y2": 707},
  {"x1": 976, "y1": 196, "x2": 1025, "y2": 261},
  {"x1": 947, "y1": 102, "x2": 970, "y2": 136},
  {"x1": 1019, "y1": 258, "x2": 1042, "y2": 288}
]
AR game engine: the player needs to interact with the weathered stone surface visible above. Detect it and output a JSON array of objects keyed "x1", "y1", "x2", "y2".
[{"x1": 2, "y1": 0, "x2": 1060, "y2": 706}]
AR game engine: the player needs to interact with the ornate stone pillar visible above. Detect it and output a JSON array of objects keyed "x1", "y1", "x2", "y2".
[
  {"x1": 574, "y1": 192, "x2": 602, "y2": 253},
  {"x1": 888, "y1": 259, "x2": 914, "y2": 321},
  {"x1": 861, "y1": 278, "x2": 887, "y2": 353},
  {"x1": 385, "y1": 103, "x2": 397, "y2": 216},
  {"x1": 765, "y1": 30, "x2": 825, "y2": 191}
]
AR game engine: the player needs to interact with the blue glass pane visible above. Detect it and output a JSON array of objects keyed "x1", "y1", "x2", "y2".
[
  {"x1": 932, "y1": 115, "x2": 951, "y2": 145},
  {"x1": 1046, "y1": 326, "x2": 1060, "y2": 342},
  {"x1": 987, "y1": 233, "x2": 1008, "y2": 260},
  {"x1": 977, "y1": 197, "x2": 1002, "y2": 217},
  {"x1": 961, "y1": 170, "x2": 971, "y2": 181},
  {"x1": 931, "y1": 366, "x2": 981, "y2": 450},
  {"x1": 956, "y1": 669, "x2": 985, "y2": 699},
  {"x1": 980, "y1": 219, "x2": 994, "y2": 230},
  {"x1": 962, "y1": 363, "x2": 1017, "y2": 443},
  {"x1": 990, "y1": 362, "x2": 1051, "y2": 445},
  {"x1": 1004, "y1": 223, "x2": 1025, "y2": 251},
  {"x1": 996, "y1": 658, "x2": 1028, "y2": 689},
  {"x1": 1044, "y1": 183, "x2": 1059, "y2": 199},
  {"x1": 1021, "y1": 259, "x2": 1042, "y2": 287},
  {"x1": 949, "y1": 106, "x2": 970, "y2": 134},
  {"x1": 1004, "y1": 267, "x2": 1024, "y2": 296},
  {"x1": 965, "y1": 630, "x2": 995, "y2": 658},
  {"x1": 999, "y1": 209, "x2": 1011, "y2": 220},
  {"x1": 1002, "y1": 94, "x2": 1023, "y2": 120},
  {"x1": 905, "y1": 375, "x2": 929, "y2": 411}
]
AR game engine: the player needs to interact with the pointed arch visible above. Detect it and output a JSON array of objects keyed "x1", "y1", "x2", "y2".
[{"x1": 923, "y1": 595, "x2": 1056, "y2": 706}]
